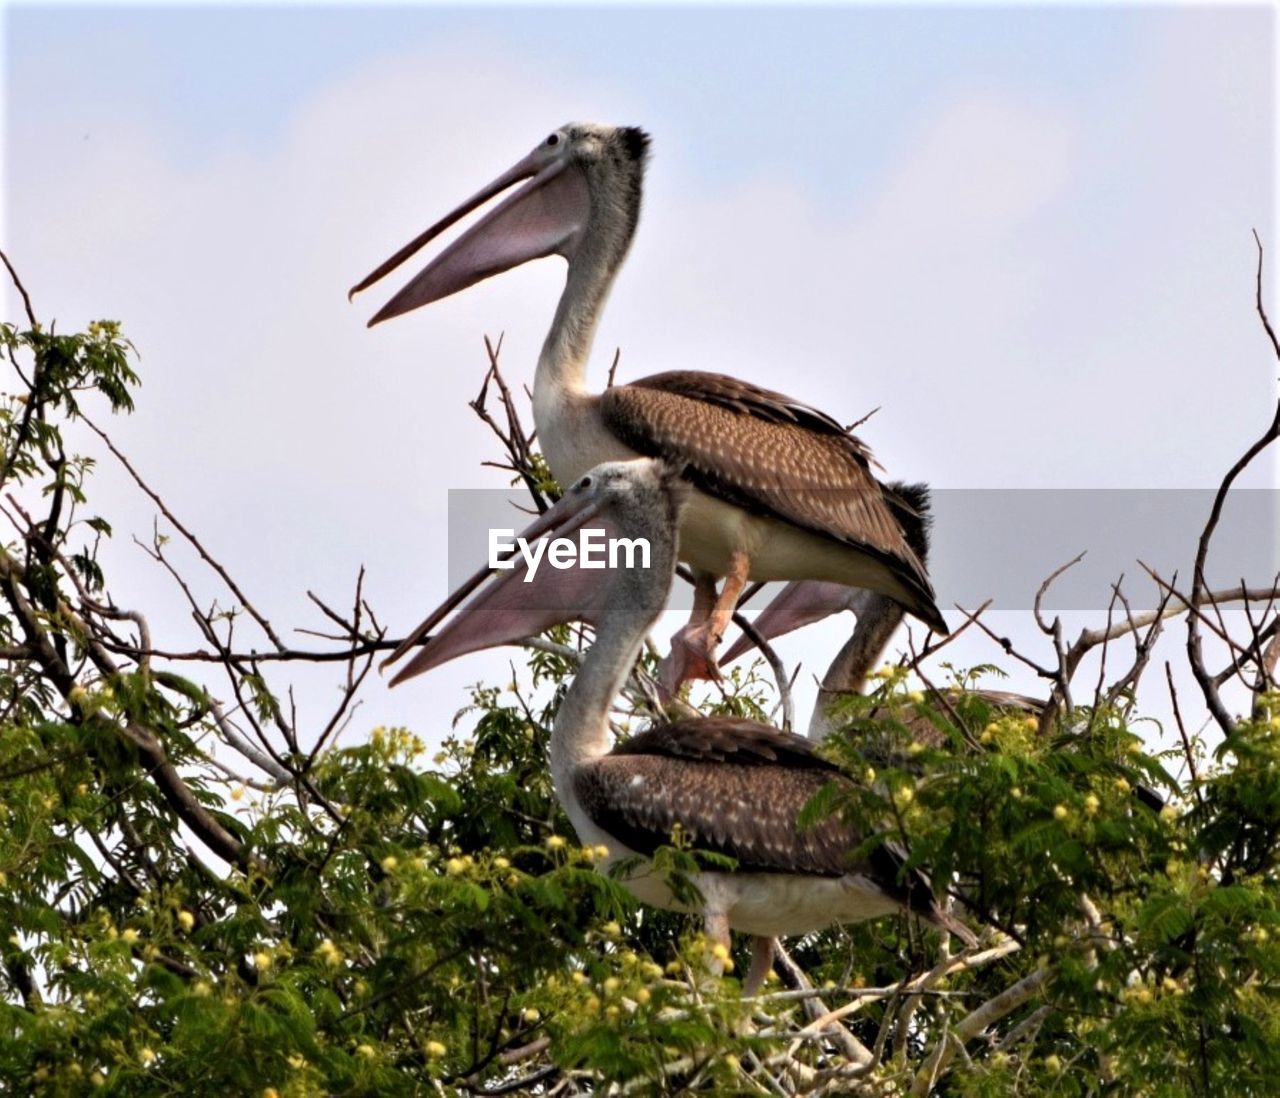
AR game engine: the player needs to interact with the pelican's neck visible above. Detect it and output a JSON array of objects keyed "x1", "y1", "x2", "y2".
[
  {"x1": 549, "y1": 602, "x2": 649, "y2": 798},
  {"x1": 808, "y1": 591, "x2": 905, "y2": 741},
  {"x1": 535, "y1": 224, "x2": 631, "y2": 407}
]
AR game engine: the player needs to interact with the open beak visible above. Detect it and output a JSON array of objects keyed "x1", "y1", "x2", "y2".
[
  {"x1": 350, "y1": 146, "x2": 591, "y2": 326},
  {"x1": 385, "y1": 489, "x2": 614, "y2": 686}
]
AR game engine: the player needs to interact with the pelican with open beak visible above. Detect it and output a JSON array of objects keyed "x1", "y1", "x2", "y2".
[{"x1": 355, "y1": 123, "x2": 946, "y2": 692}]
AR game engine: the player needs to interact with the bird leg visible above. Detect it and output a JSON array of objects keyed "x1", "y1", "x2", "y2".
[
  {"x1": 743, "y1": 936, "x2": 775, "y2": 996},
  {"x1": 703, "y1": 909, "x2": 733, "y2": 980},
  {"x1": 659, "y1": 552, "x2": 751, "y2": 695}
]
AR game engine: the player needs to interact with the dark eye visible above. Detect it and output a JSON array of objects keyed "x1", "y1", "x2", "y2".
[
  {"x1": 546, "y1": 133, "x2": 560, "y2": 147},
  {"x1": 578, "y1": 475, "x2": 592, "y2": 490}
]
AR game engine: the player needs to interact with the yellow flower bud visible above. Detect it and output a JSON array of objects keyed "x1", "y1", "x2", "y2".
[
  {"x1": 493, "y1": 856, "x2": 510, "y2": 870},
  {"x1": 139, "y1": 1048, "x2": 156, "y2": 1066},
  {"x1": 546, "y1": 835, "x2": 567, "y2": 850},
  {"x1": 426, "y1": 1040, "x2": 447, "y2": 1058},
  {"x1": 594, "y1": 844, "x2": 610, "y2": 859},
  {"x1": 1053, "y1": 804, "x2": 1069, "y2": 821},
  {"x1": 254, "y1": 951, "x2": 272, "y2": 971},
  {"x1": 356, "y1": 1043, "x2": 375, "y2": 1059},
  {"x1": 1084, "y1": 794, "x2": 1100, "y2": 816},
  {"x1": 602, "y1": 921, "x2": 622, "y2": 937},
  {"x1": 521, "y1": 1007, "x2": 540, "y2": 1023},
  {"x1": 635, "y1": 987, "x2": 651, "y2": 1004},
  {"x1": 446, "y1": 858, "x2": 467, "y2": 875},
  {"x1": 380, "y1": 855, "x2": 399, "y2": 872},
  {"x1": 121, "y1": 928, "x2": 140, "y2": 945},
  {"x1": 177, "y1": 910, "x2": 195, "y2": 932}
]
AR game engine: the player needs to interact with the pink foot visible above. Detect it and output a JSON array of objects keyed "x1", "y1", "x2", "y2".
[{"x1": 658, "y1": 621, "x2": 724, "y2": 698}]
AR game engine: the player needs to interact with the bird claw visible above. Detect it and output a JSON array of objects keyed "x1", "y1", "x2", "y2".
[{"x1": 658, "y1": 622, "x2": 724, "y2": 698}]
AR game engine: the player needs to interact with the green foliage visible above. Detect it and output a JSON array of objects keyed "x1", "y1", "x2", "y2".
[{"x1": 2, "y1": 305, "x2": 1279, "y2": 1095}]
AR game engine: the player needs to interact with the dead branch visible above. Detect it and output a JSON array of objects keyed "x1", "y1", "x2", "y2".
[
  {"x1": 83, "y1": 416, "x2": 286, "y2": 650},
  {"x1": 909, "y1": 964, "x2": 1051, "y2": 1095},
  {"x1": 0, "y1": 247, "x2": 38, "y2": 329},
  {"x1": 1185, "y1": 238, "x2": 1280, "y2": 734}
]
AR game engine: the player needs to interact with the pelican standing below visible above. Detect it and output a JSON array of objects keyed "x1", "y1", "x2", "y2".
[
  {"x1": 352, "y1": 123, "x2": 947, "y2": 689},
  {"x1": 384, "y1": 459, "x2": 974, "y2": 992}
]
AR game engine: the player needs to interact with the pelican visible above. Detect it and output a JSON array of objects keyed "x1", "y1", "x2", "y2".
[
  {"x1": 352, "y1": 123, "x2": 946, "y2": 689},
  {"x1": 385, "y1": 459, "x2": 975, "y2": 992},
  {"x1": 724, "y1": 493, "x2": 1167, "y2": 812}
]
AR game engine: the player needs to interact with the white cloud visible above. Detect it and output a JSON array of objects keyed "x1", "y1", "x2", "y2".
[{"x1": 5, "y1": 10, "x2": 1273, "y2": 753}]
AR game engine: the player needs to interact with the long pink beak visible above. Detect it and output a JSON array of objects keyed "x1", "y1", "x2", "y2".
[
  {"x1": 721, "y1": 580, "x2": 863, "y2": 664},
  {"x1": 350, "y1": 148, "x2": 591, "y2": 325},
  {"x1": 385, "y1": 489, "x2": 615, "y2": 686}
]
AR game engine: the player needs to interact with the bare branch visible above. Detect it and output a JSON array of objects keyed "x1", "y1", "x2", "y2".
[
  {"x1": 84, "y1": 417, "x2": 286, "y2": 650},
  {"x1": 0, "y1": 247, "x2": 38, "y2": 328},
  {"x1": 1187, "y1": 397, "x2": 1280, "y2": 735}
]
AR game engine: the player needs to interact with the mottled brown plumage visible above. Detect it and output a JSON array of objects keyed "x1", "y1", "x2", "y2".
[
  {"x1": 601, "y1": 372, "x2": 945, "y2": 633},
  {"x1": 574, "y1": 715, "x2": 939, "y2": 917}
]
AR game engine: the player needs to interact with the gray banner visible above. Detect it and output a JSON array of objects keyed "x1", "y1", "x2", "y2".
[{"x1": 446, "y1": 487, "x2": 1278, "y2": 615}]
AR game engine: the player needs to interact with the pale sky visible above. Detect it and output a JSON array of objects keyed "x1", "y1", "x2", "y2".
[{"x1": 3, "y1": 3, "x2": 1276, "y2": 760}]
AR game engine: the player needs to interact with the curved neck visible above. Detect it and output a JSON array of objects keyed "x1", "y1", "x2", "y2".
[
  {"x1": 535, "y1": 216, "x2": 633, "y2": 401},
  {"x1": 808, "y1": 591, "x2": 905, "y2": 741},
  {"x1": 548, "y1": 608, "x2": 649, "y2": 799},
  {"x1": 549, "y1": 509, "x2": 675, "y2": 797}
]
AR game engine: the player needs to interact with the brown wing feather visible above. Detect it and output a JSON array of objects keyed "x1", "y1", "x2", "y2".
[
  {"x1": 610, "y1": 715, "x2": 843, "y2": 772},
  {"x1": 577, "y1": 715, "x2": 967, "y2": 930},
  {"x1": 600, "y1": 372, "x2": 945, "y2": 631},
  {"x1": 574, "y1": 752, "x2": 858, "y2": 876}
]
